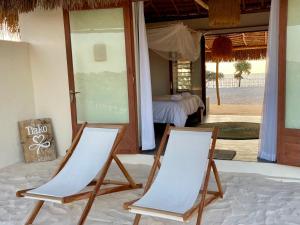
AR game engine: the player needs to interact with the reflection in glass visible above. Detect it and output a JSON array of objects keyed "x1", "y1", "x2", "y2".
[{"x1": 70, "y1": 8, "x2": 129, "y2": 123}]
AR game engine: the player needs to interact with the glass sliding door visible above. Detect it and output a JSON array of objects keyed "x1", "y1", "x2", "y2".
[
  {"x1": 285, "y1": 0, "x2": 300, "y2": 129},
  {"x1": 277, "y1": 0, "x2": 300, "y2": 166},
  {"x1": 70, "y1": 8, "x2": 129, "y2": 124},
  {"x1": 64, "y1": 3, "x2": 138, "y2": 153}
]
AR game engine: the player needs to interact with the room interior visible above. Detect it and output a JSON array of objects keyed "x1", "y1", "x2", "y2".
[
  {"x1": 138, "y1": 0, "x2": 270, "y2": 162},
  {"x1": 2, "y1": 0, "x2": 295, "y2": 166},
  {"x1": 1, "y1": 0, "x2": 300, "y2": 224}
]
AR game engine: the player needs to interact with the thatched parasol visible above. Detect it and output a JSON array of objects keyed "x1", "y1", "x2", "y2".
[
  {"x1": 210, "y1": 36, "x2": 233, "y2": 105},
  {"x1": 211, "y1": 36, "x2": 233, "y2": 62},
  {"x1": 0, "y1": 0, "x2": 126, "y2": 32}
]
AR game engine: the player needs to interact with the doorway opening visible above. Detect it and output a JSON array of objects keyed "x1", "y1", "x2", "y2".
[{"x1": 203, "y1": 31, "x2": 267, "y2": 162}]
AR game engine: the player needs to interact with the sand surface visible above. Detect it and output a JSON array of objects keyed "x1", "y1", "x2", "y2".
[
  {"x1": 207, "y1": 87, "x2": 264, "y2": 105},
  {"x1": 209, "y1": 104, "x2": 262, "y2": 116},
  {"x1": 1, "y1": 159, "x2": 300, "y2": 225}
]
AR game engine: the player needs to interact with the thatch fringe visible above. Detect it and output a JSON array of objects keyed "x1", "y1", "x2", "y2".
[
  {"x1": 0, "y1": 10, "x2": 19, "y2": 33},
  {"x1": 206, "y1": 48, "x2": 267, "y2": 62},
  {"x1": 0, "y1": 0, "x2": 126, "y2": 32},
  {"x1": 0, "y1": 0, "x2": 125, "y2": 12},
  {"x1": 211, "y1": 36, "x2": 233, "y2": 61}
]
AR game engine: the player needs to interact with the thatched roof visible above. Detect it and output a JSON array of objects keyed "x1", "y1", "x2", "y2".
[
  {"x1": 144, "y1": 0, "x2": 271, "y2": 23},
  {"x1": 205, "y1": 31, "x2": 268, "y2": 62},
  {"x1": 0, "y1": 0, "x2": 125, "y2": 32}
]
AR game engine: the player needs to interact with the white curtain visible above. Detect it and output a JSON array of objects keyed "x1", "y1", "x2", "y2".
[
  {"x1": 258, "y1": 0, "x2": 279, "y2": 161},
  {"x1": 137, "y1": 2, "x2": 155, "y2": 150}
]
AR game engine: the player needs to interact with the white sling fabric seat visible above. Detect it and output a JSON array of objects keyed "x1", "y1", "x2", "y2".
[
  {"x1": 131, "y1": 130, "x2": 212, "y2": 220},
  {"x1": 18, "y1": 123, "x2": 143, "y2": 225},
  {"x1": 26, "y1": 127, "x2": 118, "y2": 200}
]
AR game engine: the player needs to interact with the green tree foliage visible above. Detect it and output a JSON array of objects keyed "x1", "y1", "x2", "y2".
[
  {"x1": 206, "y1": 71, "x2": 224, "y2": 82},
  {"x1": 234, "y1": 60, "x2": 252, "y2": 87}
]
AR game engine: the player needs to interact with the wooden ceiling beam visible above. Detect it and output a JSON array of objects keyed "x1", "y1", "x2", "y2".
[
  {"x1": 144, "y1": 0, "x2": 271, "y2": 23},
  {"x1": 150, "y1": 1, "x2": 160, "y2": 16},
  {"x1": 194, "y1": 1, "x2": 201, "y2": 14},
  {"x1": 233, "y1": 45, "x2": 267, "y2": 51},
  {"x1": 170, "y1": 0, "x2": 180, "y2": 15},
  {"x1": 203, "y1": 25, "x2": 268, "y2": 36},
  {"x1": 242, "y1": 0, "x2": 246, "y2": 10},
  {"x1": 194, "y1": 0, "x2": 209, "y2": 10},
  {"x1": 264, "y1": 31, "x2": 268, "y2": 45},
  {"x1": 242, "y1": 33, "x2": 248, "y2": 46},
  {"x1": 206, "y1": 45, "x2": 267, "y2": 52},
  {"x1": 144, "y1": 1, "x2": 151, "y2": 7}
]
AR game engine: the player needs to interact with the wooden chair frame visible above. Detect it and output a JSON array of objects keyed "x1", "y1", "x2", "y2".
[
  {"x1": 16, "y1": 123, "x2": 142, "y2": 225},
  {"x1": 124, "y1": 125, "x2": 223, "y2": 225}
]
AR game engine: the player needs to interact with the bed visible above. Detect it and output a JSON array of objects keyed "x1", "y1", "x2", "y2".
[{"x1": 152, "y1": 94, "x2": 205, "y2": 127}]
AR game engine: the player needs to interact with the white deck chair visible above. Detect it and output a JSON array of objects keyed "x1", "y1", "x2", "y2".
[
  {"x1": 125, "y1": 125, "x2": 223, "y2": 225},
  {"x1": 17, "y1": 123, "x2": 142, "y2": 225}
]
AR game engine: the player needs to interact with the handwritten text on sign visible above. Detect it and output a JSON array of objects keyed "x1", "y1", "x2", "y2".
[
  {"x1": 19, "y1": 119, "x2": 57, "y2": 163},
  {"x1": 26, "y1": 125, "x2": 51, "y2": 156}
]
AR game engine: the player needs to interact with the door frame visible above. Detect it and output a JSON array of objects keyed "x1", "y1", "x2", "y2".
[
  {"x1": 200, "y1": 35, "x2": 206, "y2": 115},
  {"x1": 277, "y1": 0, "x2": 300, "y2": 166},
  {"x1": 63, "y1": 0, "x2": 139, "y2": 154}
]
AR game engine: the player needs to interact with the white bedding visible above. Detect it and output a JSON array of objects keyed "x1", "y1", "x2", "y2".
[{"x1": 153, "y1": 95, "x2": 205, "y2": 127}]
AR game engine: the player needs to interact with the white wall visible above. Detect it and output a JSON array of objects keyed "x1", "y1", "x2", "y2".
[
  {"x1": 19, "y1": 9, "x2": 72, "y2": 156},
  {"x1": 149, "y1": 50, "x2": 170, "y2": 96},
  {"x1": 0, "y1": 41, "x2": 35, "y2": 168}
]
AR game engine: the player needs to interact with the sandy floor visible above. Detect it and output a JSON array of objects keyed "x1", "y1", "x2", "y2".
[
  {"x1": 206, "y1": 87, "x2": 264, "y2": 105},
  {"x1": 206, "y1": 87, "x2": 263, "y2": 161},
  {"x1": 204, "y1": 115, "x2": 261, "y2": 162},
  {"x1": 209, "y1": 104, "x2": 262, "y2": 116},
  {"x1": 1, "y1": 159, "x2": 300, "y2": 225},
  {"x1": 215, "y1": 139, "x2": 259, "y2": 161},
  {"x1": 204, "y1": 115, "x2": 261, "y2": 124}
]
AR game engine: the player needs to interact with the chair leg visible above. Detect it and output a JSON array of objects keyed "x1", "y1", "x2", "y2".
[
  {"x1": 212, "y1": 160, "x2": 223, "y2": 198},
  {"x1": 77, "y1": 193, "x2": 98, "y2": 225},
  {"x1": 113, "y1": 155, "x2": 137, "y2": 188},
  {"x1": 25, "y1": 200, "x2": 44, "y2": 225},
  {"x1": 195, "y1": 201, "x2": 205, "y2": 225},
  {"x1": 133, "y1": 214, "x2": 142, "y2": 225}
]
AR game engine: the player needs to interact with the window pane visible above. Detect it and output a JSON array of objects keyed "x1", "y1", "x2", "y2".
[
  {"x1": 175, "y1": 61, "x2": 192, "y2": 90},
  {"x1": 70, "y1": 8, "x2": 129, "y2": 124}
]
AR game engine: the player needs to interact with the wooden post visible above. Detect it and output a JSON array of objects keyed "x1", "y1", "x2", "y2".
[
  {"x1": 216, "y1": 60, "x2": 221, "y2": 105},
  {"x1": 200, "y1": 35, "x2": 207, "y2": 115},
  {"x1": 169, "y1": 61, "x2": 174, "y2": 94}
]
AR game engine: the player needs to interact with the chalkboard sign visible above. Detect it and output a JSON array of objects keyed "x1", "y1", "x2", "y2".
[{"x1": 19, "y1": 118, "x2": 57, "y2": 163}]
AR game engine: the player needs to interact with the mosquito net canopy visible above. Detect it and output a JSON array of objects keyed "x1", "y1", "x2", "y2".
[{"x1": 147, "y1": 23, "x2": 201, "y2": 62}]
